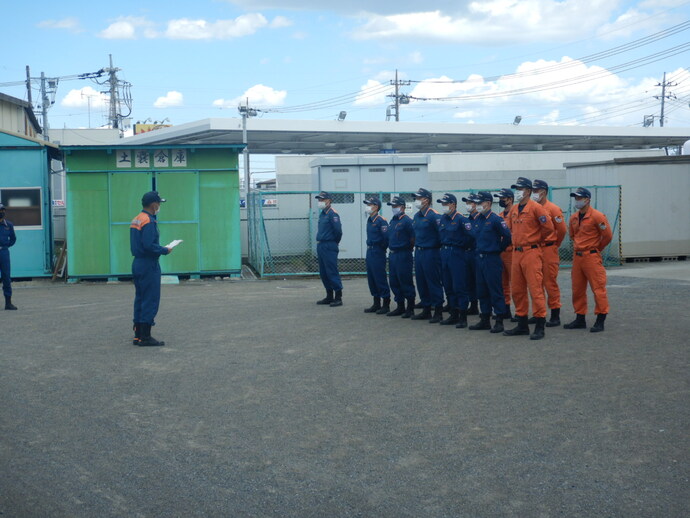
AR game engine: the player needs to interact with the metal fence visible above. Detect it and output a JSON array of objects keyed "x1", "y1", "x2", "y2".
[{"x1": 247, "y1": 187, "x2": 621, "y2": 277}]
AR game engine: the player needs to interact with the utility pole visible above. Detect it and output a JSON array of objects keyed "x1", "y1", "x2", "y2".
[
  {"x1": 238, "y1": 100, "x2": 258, "y2": 206},
  {"x1": 25, "y1": 66, "x2": 32, "y2": 106},
  {"x1": 387, "y1": 69, "x2": 411, "y2": 121},
  {"x1": 40, "y1": 72, "x2": 49, "y2": 141},
  {"x1": 655, "y1": 72, "x2": 677, "y2": 127},
  {"x1": 106, "y1": 54, "x2": 120, "y2": 130}
]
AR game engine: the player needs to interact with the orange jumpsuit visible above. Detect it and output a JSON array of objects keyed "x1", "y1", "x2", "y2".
[
  {"x1": 508, "y1": 199, "x2": 555, "y2": 319},
  {"x1": 569, "y1": 206, "x2": 613, "y2": 316},
  {"x1": 540, "y1": 199, "x2": 567, "y2": 310},
  {"x1": 499, "y1": 207, "x2": 513, "y2": 308}
]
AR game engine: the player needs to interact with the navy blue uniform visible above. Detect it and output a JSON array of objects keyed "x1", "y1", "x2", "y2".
[
  {"x1": 413, "y1": 207, "x2": 443, "y2": 307},
  {"x1": 130, "y1": 210, "x2": 169, "y2": 325},
  {"x1": 365, "y1": 214, "x2": 390, "y2": 298},
  {"x1": 439, "y1": 210, "x2": 473, "y2": 310},
  {"x1": 466, "y1": 212, "x2": 480, "y2": 303},
  {"x1": 0, "y1": 219, "x2": 17, "y2": 297},
  {"x1": 316, "y1": 207, "x2": 343, "y2": 292},
  {"x1": 475, "y1": 211, "x2": 512, "y2": 317},
  {"x1": 387, "y1": 212, "x2": 415, "y2": 303}
]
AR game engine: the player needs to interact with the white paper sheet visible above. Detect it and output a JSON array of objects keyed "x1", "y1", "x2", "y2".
[{"x1": 165, "y1": 239, "x2": 183, "y2": 249}]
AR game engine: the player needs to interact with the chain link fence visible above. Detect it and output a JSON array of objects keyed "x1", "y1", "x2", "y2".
[{"x1": 247, "y1": 187, "x2": 621, "y2": 277}]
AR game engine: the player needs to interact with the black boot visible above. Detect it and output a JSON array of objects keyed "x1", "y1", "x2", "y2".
[
  {"x1": 364, "y1": 297, "x2": 381, "y2": 313},
  {"x1": 411, "y1": 307, "x2": 432, "y2": 320},
  {"x1": 329, "y1": 290, "x2": 343, "y2": 307},
  {"x1": 316, "y1": 290, "x2": 334, "y2": 305},
  {"x1": 455, "y1": 309, "x2": 468, "y2": 329},
  {"x1": 4, "y1": 296, "x2": 17, "y2": 310},
  {"x1": 469, "y1": 313, "x2": 491, "y2": 330},
  {"x1": 491, "y1": 317, "x2": 504, "y2": 334},
  {"x1": 414, "y1": 301, "x2": 424, "y2": 309},
  {"x1": 376, "y1": 298, "x2": 391, "y2": 315},
  {"x1": 440, "y1": 308, "x2": 459, "y2": 326},
  {"x1": 402, "y1": 298, "x2": 416, "y2": 319},
  {"x1": 429, "y1": 305, "x2": 443, "y2": 324},
  {"x1": 527, "y1": 316, "x2": 537, "y2": 324},
  {"x1": 530, "y1": 317, "x2": 546, "y2": 340},
  {"x1": 503, "y1": 315, "x2": 530, "y2": 336},
  {"x1": 545, "y1": 308, "x2": 561, "y2": 327},
  {"x1": 564, "y1": 314, "x2": 587, "y2": 329},
  {"x1": 132, "y1": 323, "x2": 141, "y2": 345},
  {"x1": 467, "y1": 300, "x2": 479, "y2": 315},
  {"x1": 387, "y1": 300, "x2": 405, "y2": 317},
  {"x1": 138, "y1": 323, "x2": 165, "y2": 347},
  {"x1": 590, "y1": 313, "x2": 606, "y2": 333},
  {"x1": 442, "y1": 303, "x2": 450, "y2": 312}
]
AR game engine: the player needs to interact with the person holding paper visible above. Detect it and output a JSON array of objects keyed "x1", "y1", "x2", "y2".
[{"x1": 130, "y1": 191, "x2": 173, "y2": 346}]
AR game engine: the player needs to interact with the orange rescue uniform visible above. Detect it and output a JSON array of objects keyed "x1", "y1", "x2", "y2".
[
  {"x1": 540, "y1": 199, "x2": 567, "y2": 310},
  {"x1": 499, "y1": 207, "x2": 513, "y2": 308},
  {"x1": 569, "y1": 205, "x2": 613, "y2": 316},
  {"x1": 508, "y1": 199, "x2": 555, "y2": 318}
]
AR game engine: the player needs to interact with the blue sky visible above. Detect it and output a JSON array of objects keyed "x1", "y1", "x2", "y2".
[{"x1": 2, "y1": 0, "x2": 690, "y2": 135}]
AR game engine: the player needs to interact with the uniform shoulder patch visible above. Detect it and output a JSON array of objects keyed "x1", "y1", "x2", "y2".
[
  {"x1": 599, "y1": 223, "x2": 607, "y2": 230},
  {"x1": 464, "y1": 222, "x2": 472, "y2": 230},
  {"x1": 332, "y1": 216, "x2": 339, "y2": 222},
  {"x1": 555, "y1": 216, "x2": 563, "y2": 223},
  {"x1": 539, "y1": 215, "x2": 547, "y2": 224},
  {"x1": 382, "y1": 225, "x2": 388, "y2": 232},
  {"x1": 501, "y1": 221, "x2": 508, "y2": 228}
]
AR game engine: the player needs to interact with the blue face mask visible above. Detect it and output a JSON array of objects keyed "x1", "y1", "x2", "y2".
[{"x1": 392, "y1": 206, "x2": 402, "y2": 216}]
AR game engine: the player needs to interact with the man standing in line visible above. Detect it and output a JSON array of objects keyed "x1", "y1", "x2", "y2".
[
  {"x1": 564, "y1": 187, "x2": 613, "y2": 333},
  {"x1": 461, "y1": 194, "x2": 480, "y2": 316},
  {"x1": 130, "y1": 191, "x2": 172, "y2": 346},
  {"x1": 468, "y1": 191, "x2": 512, "y2": 333},
  {"x1": 315, "y1": 191, "x2": 344, "y2": 307},
  {"x1": 385, "y1": 196, "x2": 416, "y2": 318},
  {"x1": 494, "y1": 189, "x2": 515, "y2": 321},
  {"x1": 0, "y1": 203, "x2": 17, "y2": 310},
  {"x1": 502, "y1": 177, "x2": 555, "y2": 340},
  {"x1": 530, "y1": 179, "x2": 567, "y2": 327},
  {"x1": 437, "y1": 193, "x2": 473, "y2": 327},
  {"x1": 363, "y1": 197, "x2": 391, "y2": 315},
  {"x1": 410, "y1": 188, "x2": 444, "y2": 323}
]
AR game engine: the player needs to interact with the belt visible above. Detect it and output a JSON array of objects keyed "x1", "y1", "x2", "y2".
[
  {"x1": 441, "y1": 245, "x2": 461, "y2": 249},
  {"x1": 367, "y1": 245, "x2": 385, "y2": 250},
  {"x1": 575, "y1": 249, "x2": 599, "y2": 256},
  {"x1": 389, "y1": 248, "x2": 412, "y2": 254},
  {"x1": 543, "y1": 241, "x2": 555, "y2": 247},
  {"x1": 478, "y1": 252, "x2": 500, "y2": 258},
  {"x1": 416, "y1": 246, "x2": 439, "y2": 250},
  {"x1": 514, "y1": 244, "x2": 539, "y2": 252}
]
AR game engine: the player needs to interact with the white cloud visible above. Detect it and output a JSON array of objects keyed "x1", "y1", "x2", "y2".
[
  {"x1": 154, "y1": 91, "x2": 184, "y2": 108},
  {"x1": 354, "y1": 79, "x2": 393, "y2": 106},
  {"x1": 270, "y1": 15, "x2": 293, "y2": 28},
  {"x1": 99, "y1": 17, "x2": 156, "y2": 39},
  {"x1": 37, "y1": 17, "x2": 82, "y2": 33},
  {"x1": 213, "y1": 84, "x2": 287, "y2": 108},
  {"x1": 61, "y1": 87, "x2": 109, "y2": 108}
]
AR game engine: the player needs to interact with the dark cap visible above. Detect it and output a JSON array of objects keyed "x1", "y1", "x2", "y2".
[
  {"x1": 475, "y1": 191, "x2": 493, "y2": 203},
  {"x1": 494, "y1": 188, "x2": 514, "y2": 199},
  {"x1": 533, "y1": 179, "x2": 549, "y2": 190},
  {"x1": 412, "y1": 188, "x2": 432, "y2": 200},
  {"x1": 570, "y1": 187, "x2": 592, "y2": 199},
  {"x1": 510, "y1": 177, "x2": 532, "y2": 190},
  {"x1": 387, "y1": 195, "x2": 406, "y2": 207},
  {"x1": 436, "y1": 193, "x2": 457, "y2": 204},
  {"x1": 363, "y1": 197, "x2": 382, "y2": 208},
  {"x1": 315, "y1": 191, "x2": 332, "y2": 200},
  {"x1": 0, "y1": 203, "x2": 5, "y2": 210},
  {"x1": 142, "y1": 191, "x2": 166, "y2": 206},
  {"x1": 461, "y1": 193, "x2": 478, "y2": 203}
]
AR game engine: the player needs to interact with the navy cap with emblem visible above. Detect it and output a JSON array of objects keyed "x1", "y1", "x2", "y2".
[
  {"x1": 436, "y1": 193, "x2": 457, "y2": 205},
  {"x1": 315, "y1": 191, "x2": 332, "y2": 200},
  {"x1": 475, "y1": 191, "x2": 493, "y2": 203},
  {"x1": 570, "y1": 187, "x2": 592, "y2": 199},
  {"x1": 0, "y1": 203, "x2": 5, "y2": 210},
  {"x1": 363, "y1": 197, "x2": 382, "y2": 208},
  {"x1": 511, "y1": 177, "x2": 532, "y2": 189},
  {"x1": 494, "y1": 188, "x2": 514, "y2": 199},
  {"x1": 461, "y1": 193, "x2": 479, "y2": 203},
  {"x1": 387, "y1": 195, "x2": 406, "y2": 206},
  {"x1": 412, "y1": 187, "x2": 432, "y2": 200},
  {"x1": 142, "y1": 191, "x2": 166, "y2": 206},
  {"x1": 533, "y1": 179, "x2": 549, "y2": 190}
]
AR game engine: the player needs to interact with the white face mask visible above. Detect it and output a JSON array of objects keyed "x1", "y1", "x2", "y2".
[
  {"x1": 317, "y1": 201, "x2": 326, "y2": 210},
  {"x1": 575, "y1": 199, "x2": 588, "y2": 210},
  {"x1": 530, "y1": 192, "x2": 542, "y2": 202},
  {"x1": 414, "y1": 199, "x2": 423, "y2": 209},
  {"x1": 476, "y1": 203, "x2": 489, "y2": 214},
  {"x1": 465, "y1": 204, "x2": 475, "y2": 213},
  {"x1": 441, "y1": 205, "x2": 451, "y2": 214},
  {"x1": 515, "y1": 190, "x2": 524, "y2": 202},
  {"x1": 364, "y1": 205, "x2": 373, "y2": 215},
  {"x1": 392, "y1": 206, "x2": 402, "y2": 216}
]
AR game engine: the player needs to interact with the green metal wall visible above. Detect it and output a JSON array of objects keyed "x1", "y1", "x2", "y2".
[{"x1": 65, "y1": 145, "x2": 241, "y2": 278}]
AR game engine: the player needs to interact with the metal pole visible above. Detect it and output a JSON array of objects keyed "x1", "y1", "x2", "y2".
[
  {"x1": 660, "y1": 72, "x2": 666, "y2": 127},
  {"x1": 40, "y1": 72, "x2": 49, "y2": 141},
  {"x1": 25, "y1": 66, "x2": 32, "y2": 106},
  {"x1": 394, "y1": 69, "x2": 400, "y2": 122}
]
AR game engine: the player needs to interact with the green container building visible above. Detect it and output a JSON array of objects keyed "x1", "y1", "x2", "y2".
[{"x1": 63, "y1": 144, "x2": 243, "y2": 279}]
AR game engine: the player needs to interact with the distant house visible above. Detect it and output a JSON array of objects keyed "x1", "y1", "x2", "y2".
[
  {"x1": 0, "y1": 92, "x2": 41, "y2": 138},
  {"x1": 255, "y1": 178, "x2": 276, "y2": 190}
]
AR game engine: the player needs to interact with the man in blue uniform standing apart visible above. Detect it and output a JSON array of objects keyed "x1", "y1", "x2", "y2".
[
  {"x1": 315, "y1": 191, "x2": 344, "y2": 307},
  {"x1": 467, "y1": 191, "x2": 512, "y2": 333},
  {"x1": 130, "y1": 191, "x2": 172, "y2": 346},
  {"x1": 437, "y1": 193, "x2": 473, "y2": 327},
  {"x1": 0, "y1": 203, "x2": 18, "y2": 310},
  {"x1": 363, "y1": 196, "x2": 390, "y2": 314},
  {"x1": 386, "y1": 196, "x2": 416, "y2": 318},
  {"x1": 411, "y1": 188, "x2": 444, "y2": 323},
  {"x1": 461, "y1": 194, "x2": 480, "y2": 316}
]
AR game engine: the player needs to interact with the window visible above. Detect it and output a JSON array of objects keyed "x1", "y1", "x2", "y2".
[
  {"x1": 331, "y1": 193, "x2": 355, "y2": 204},
  {"x1": 0, "y1": 188, "x2": 42, "y2": 228},
  {"x1": 365, "y1": 193, "x2": 392, "y2": 203},
  {"x1": 368, "y1": 168, "x2": 386, "y2": 172},
  {"x1": 402, "y1": 167, "x2": 420, "y2": 172},
  {"x1": 332, "y1": 168, "x2": 350, "y2": 173}
]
